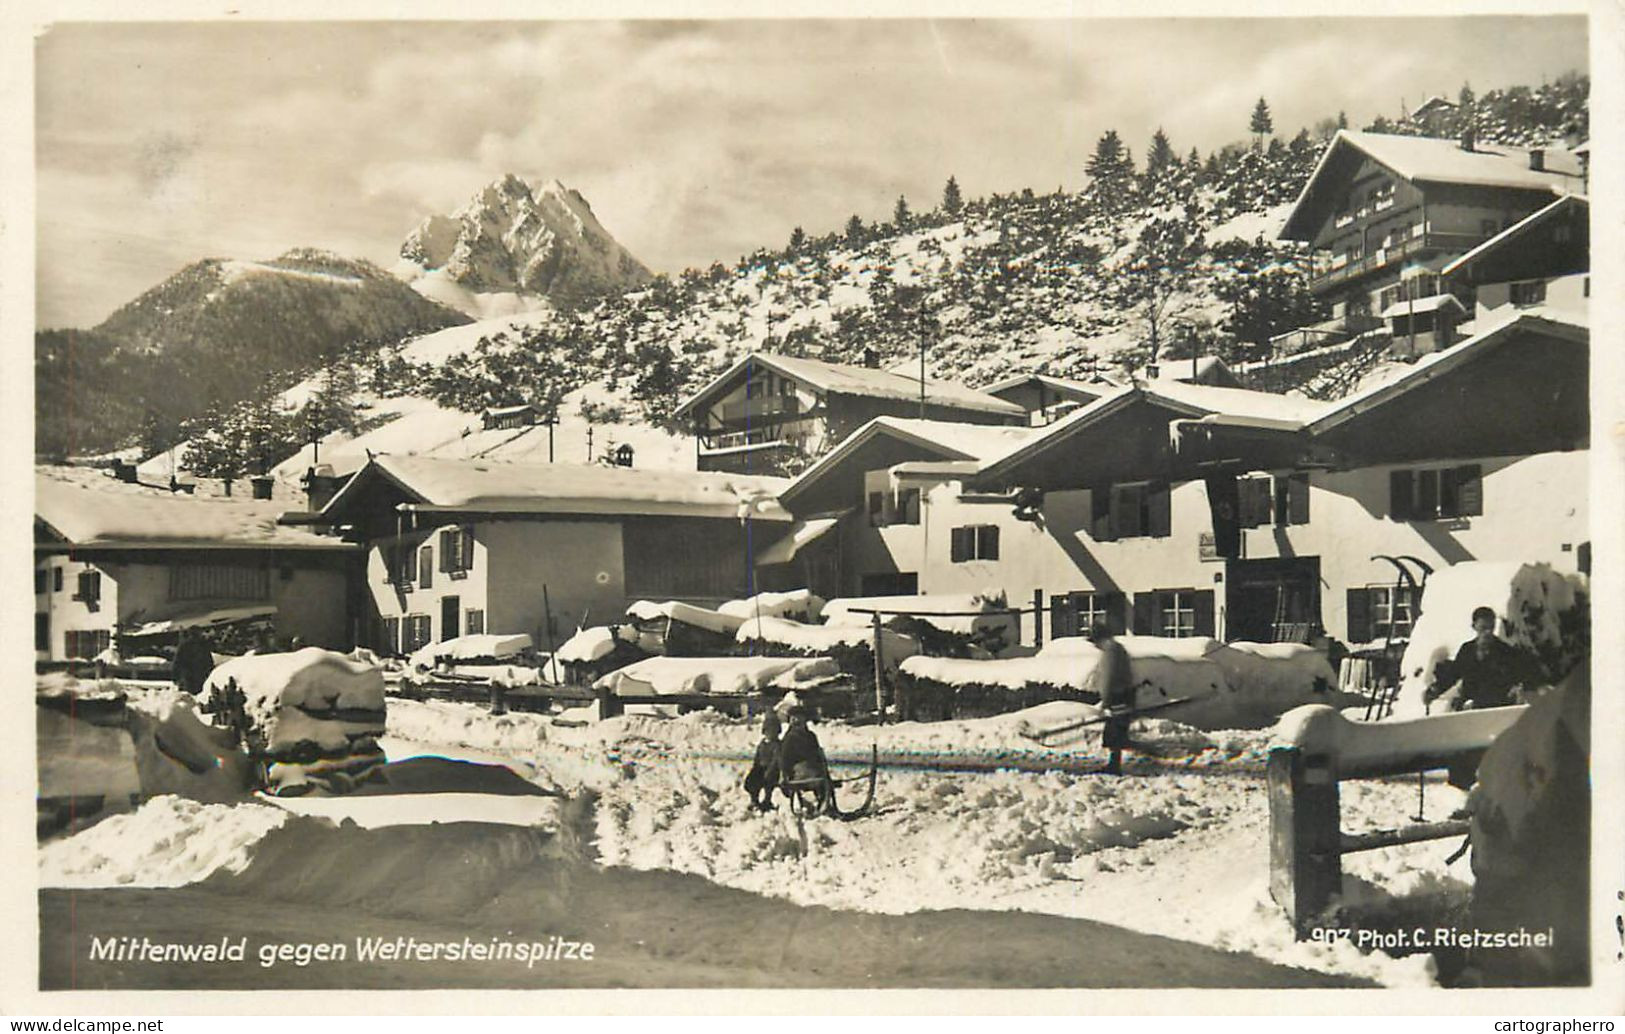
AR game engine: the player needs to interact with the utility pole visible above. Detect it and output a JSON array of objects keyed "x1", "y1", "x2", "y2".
[{"x1": 918, "y1": 302, "x2": 929, "y2": 419}]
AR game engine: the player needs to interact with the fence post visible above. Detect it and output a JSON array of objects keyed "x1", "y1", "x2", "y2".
[
  {"x1": 1032, "y1": 588, "x2": 1044, "y2": 650},
  {"x1": 871, "y1": 611, "x2": 888, "y2": 719},
  {"x1": 1267, "y1": 746, "x2": 1342, "y2": 937}
]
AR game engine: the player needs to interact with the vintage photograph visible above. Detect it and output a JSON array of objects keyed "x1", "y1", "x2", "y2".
[{"x1": 24, "y1": 13, "x2": 1604, "y2": 997}]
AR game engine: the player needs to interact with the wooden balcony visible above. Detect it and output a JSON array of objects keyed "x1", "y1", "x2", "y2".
[
  {"x1": 1309, "y1": 232, "x2": 1486, "y2": 293},
  {"x1": 719, "y1": 394, "x2": 801, "y2": 423}
]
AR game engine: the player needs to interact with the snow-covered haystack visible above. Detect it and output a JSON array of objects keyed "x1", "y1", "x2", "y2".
[
  {"x1": 201, "y1": 648, "x2": 388, "y2": 796},
  {"x1": 625, "y1": 600, "x2": 746, "y2": 657},
  {"x1": 718, "y1": 589, "x2": 825, "y2": 624},
  {"x1": 736, "y1": 615, "x2": 917, "y2": 709},
  {"x1": 1393, "y1": 562, "x2": 1588, "y2": 718},
  {"x1": 823, "y1": 593, "x2": 1019, "y2": 657},
  {"x1": 39, "y1": 795, "x2": 291, "y2": 889}
]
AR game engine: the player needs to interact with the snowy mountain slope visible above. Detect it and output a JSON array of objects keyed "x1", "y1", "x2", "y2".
[{"x1": 396, "y1": 174, "x2": 652, "y2": 314}]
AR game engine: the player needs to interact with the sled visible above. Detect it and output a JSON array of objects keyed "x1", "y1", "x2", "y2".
[
  {"x1": 1018, "y1": 696, "x2": 1198, "y2": 743},
  {"x1": 780, "y1": 745, "x2": 878, "y2": 821}
]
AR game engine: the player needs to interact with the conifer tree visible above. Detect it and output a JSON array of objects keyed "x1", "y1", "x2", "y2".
[
  {"x1": 1337, "y1": 110, "x2": 1349, "y2": 130},
  {"x1": 942, "y1": 175, "x2": 963, "y2": 216},
  {"x1": 1250, "y1": 97, "x2": 1274, "y2": 147},
  {"x1": 1084, "y1": 129, "x2": 1137, "y2": 217},
  {"x1": 844, "y1": 214, "x2": 865, "y2": 246},
  {"x1": 1146, "y1": 127, "x2": 1175, "y2": 176},
  {"x1": 788, "y1": 225, "x2": 806, "y2": 254},
  {"x1": 893, "y1": 195, "x2": 912, "y2": 229}
]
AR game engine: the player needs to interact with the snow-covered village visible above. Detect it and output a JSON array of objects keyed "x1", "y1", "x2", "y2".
[{"x1": 24, "y1": 16, "x2": 1606, "y2": 1001}]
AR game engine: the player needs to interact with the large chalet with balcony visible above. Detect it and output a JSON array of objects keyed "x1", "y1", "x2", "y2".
[
  {"x1": 1279, "y1": 129, "x2": 1585, "y2": 358},
  {"x1": 674, "y1": 352, "x2": 1025, "y2": 476}
]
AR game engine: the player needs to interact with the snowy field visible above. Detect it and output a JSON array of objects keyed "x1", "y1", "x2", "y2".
[{"x1": 41, "y1": 690, "x2": 1471, "y2": 988}]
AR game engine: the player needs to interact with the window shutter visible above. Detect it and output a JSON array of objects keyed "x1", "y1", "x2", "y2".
[
  {"x1": 419, "y1": 546, "x2": 434, "y2": 589},
  {"x1": 1287, "y1": 473, "x2": 1310, "y2": 525},
  {"x1": 1131, "y1": 592, "x2": 1158, "y2": 635},
  {"x1": 1416, "y1": 468, "x2": 1439, "y2": 519},
  {"x1": 1051, "y1": 596, "x2": 1072, "y2": 640},
  {"x1": 1389, "y1": 470, "x2": 1413, "y2": 520},
  {"x1": 950, "y1": 527, "x2": 971, "y2": 563},
  {"x1": 1346, "y1": 588, "x2": 1372, "y2": 643},
  {"x1": 1455, "y1": 465, "x2": 1483, "y2": 516},
  {"x1": 1149, "y1": 483, "x2": 1172, "y2": 538},
  {"x1": 978, "y1": 525, "x2": 1000, "y2": 560},
  {"x1": 1192, "y1": 590, "x2": 1216, "y2": 637},
  {"x1": 439, "y1": 530, "x2": 453, "y2": 572},
  {"x1": 1091, "y1": 488, "x2": 1114, "y2": 541}
]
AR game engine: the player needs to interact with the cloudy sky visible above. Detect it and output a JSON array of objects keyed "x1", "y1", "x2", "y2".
[{"x1": 35, "y1": 16, "x2": 1586, "y2": 328}]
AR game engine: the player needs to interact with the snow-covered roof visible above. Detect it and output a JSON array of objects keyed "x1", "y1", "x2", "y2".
[
  {"x1": 1440, "y1": 194, "x2": 1589, "y2": 278},
  {"x1": 1307, "y1": 308, "x2": 1589, "y2": 435},
  {"x1": 780, "y1": 416, "x2": 1042, "y2": 505},
  {"x1": 981, "y1": 371, "x2": 1118, "y2": 403},
  {"x1": 674, "y1": 351, "x2": 1024, "y2": 418},
  {"x1": 1281, "y1": 130, "x2": 1585, "y2": 241},
  {"x1": 1379, "y1": 293, "x2": 1467, "y2": 319},
  {"x1": 1141, "y1": 381, "x2": 1331, "y2": 426},
  {"x1": 34, "y1": 471, "x2": 355, "y2": 551},
  {"x1": 1409, "y1": 96, "x2": 1457, "y2": 118},
  {"x1": 324, "y1": 454, "x2": 791, "y2": 522}
]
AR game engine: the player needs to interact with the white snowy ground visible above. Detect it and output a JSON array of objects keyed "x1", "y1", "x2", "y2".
[{"x1": 40, "y1": 694, "x2": 1471, "y2": 987}]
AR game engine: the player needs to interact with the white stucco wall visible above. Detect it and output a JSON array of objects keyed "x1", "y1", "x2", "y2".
[{"x1": 846, "y1": 448, "x2": 1588, "y2": 645}]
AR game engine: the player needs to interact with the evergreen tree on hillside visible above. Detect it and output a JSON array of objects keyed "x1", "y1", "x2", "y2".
[
  {"x1": 1338, "y1": 110, "x2": 1349, "y2": 130},
  {"x1": 1250, "y1": 97, "x2": 1274, "y2": 147},
  {"x1": 1186, "y1": 147, "x2": 1202, "y2": 175},
  {"x1": 1116, "y1": 211, "x2": 1207, "y2": 373},
  {"x1": 1084, "y1": 129, "x2": 1137, "y2": 218},
  {"x1": 1458, "y1": 82, "x2": 1475, "y2": 109},
  {"x1": 788, "y1": 225, "x2": 807, "y2": 255},
  {"x1": 893, "y1": 195, "x2": 913, "y2": 230},
  {"x1": 844, "y1": 214, "x2": 866, "y2": 246},
  {"x1": 1146, "y1": 128, "x2": 1175, "y2": 176},
  {"x1": 942, "y1": 175, "x2": 963, "y2": 216}
]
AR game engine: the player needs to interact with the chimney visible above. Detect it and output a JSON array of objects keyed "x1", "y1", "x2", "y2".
[
  {"x1": 1144, "y1": 363, "x2": 1160, "y2": 380},
  {"x1": 251, "y1": 475, "x2": 275, "y2": 501},
  {"x1": 112, "y1": 459, "x2": 138, "y2": 483},
  {"x1": 1528, "y1": 147, "x2": 1545, "y2": 172},
  {"x1": 303, "y1": 465, "x2": 343, "y2": 512},
  {"x1": 862, "y1": 347, "x2": 880, "y2": 369},
  {"x1": 1459, "y1": 125, "x2": 1476, "y2": 152}
]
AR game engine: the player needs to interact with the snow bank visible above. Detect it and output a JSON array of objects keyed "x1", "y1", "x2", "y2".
[
  {"x1": 718, "y1": 589, "x2": 825, "y2": 623},
  {"x1": 39, "y1": 795, "x2": 290, "y2": 888},
  {"x1": 595, "y1": 656, "x2": 841, "y2": 697},
  {"x1": 1394, "y1": 562, "x2": 1587, "y2": 717},
  {"x1": 262, "y1": 791, "x2": 562, "y2": 830},
  {"x1": 1273, "y1": 702, "x2": 1526, "y2": 777},
  {"x1": 126, "y1": 691, "x2": 255, "y2": 802},
  {"x1": 37, "y1": 705, "x2": 143, "y2": 802}
]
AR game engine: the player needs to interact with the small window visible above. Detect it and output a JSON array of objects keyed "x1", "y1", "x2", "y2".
[
  {"x1": 1132, "y1": 589, "x2": 1214, "y2": 638},
  {"x1": 439, "y1": 527, "x2": 475, "y2": 574},
  {"x1": 53, "y1": 567, "x2": 64, "y2": 592},
  {"x1": 949, "y1": 524, "x2": 1000, "y2": 562},
  {"x1": 895, "y1": 488, "x2": 921, "y2": 526},
  {"x1": 74, "y1": 570, "x2": 102, "y2": 605},
  {"x1": 1097, "y1": 482, "x2": 1171, "y2": 540},
  {"x1": 1391, "y1": 465, "x2": 1482, "y2": 520},
  {"x1": 1509, "y1": 279, "x2": 1547, "y2": 306},
  {"x1": 465, "y1": 609, "x2": 485, "y2": 635},
  {"x1": 64, "y1": 628, "x2": 111, "y2": 660},
  {"x1": 380, "y1": 616, "x2": 401, "y2": 656},
  {"x1": 403, "y1": 614, "x2": 433, "y2": 652},
  {"x1": 1051, "y1": 591, "x2": 1123, "y2": 640}
]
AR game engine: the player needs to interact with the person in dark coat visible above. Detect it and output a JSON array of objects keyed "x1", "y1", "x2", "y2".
[
  {"x1": 777, "y1": 706, "x2": 827, "y2": 786},
  {"x1": 1426, "y1": 606, "x2": 1542, "y2": 712},
  {"x1": 172, "y1": 629, "x2": 216, "y2": 697},
  {"x1": 743, "y1": 711, "x2": 782, "y2": 810},
  {"x1": 1087, "y1": 622, "x2": 1136, "y2": 776}
]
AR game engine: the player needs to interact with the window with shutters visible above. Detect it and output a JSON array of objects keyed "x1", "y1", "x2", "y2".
[
  {"x1": 950, "y1": 524, "x2": 1000, "y2": 562},
  {"x1": 1509, "y1": 279, "x2": 1548, "y2": 306},
  {"x1": 64, "y1": 629, "x2": 111, "y2": 659},
  {"x1": 894, "y1": 488, "x2": 921, "y2": 525},
  {"x1": 1133, "y1": 589, "x2": 1215, "y2": 638},
  {"x1": 385, "y1": 545, "x2": 416, "y2": 587},
  {"x1": 1349, "y1": 584, "x2": 1418, "y2": 642},
  {"x1": 1094, "y1": 482, "x2": 1172, "y2": 540},
  {"x1": 439, "y1": 527, "x2": 475, "y2": 576},
  {"x1": 1390, "y1": 465, "x2": 1483, "y2": 520},
  {"x1": 418, "y1": 546, "x2": 434, "y2": 589},
  {"x1": 1051, "y1": 591, "x2": 1122, "y2": 639},
  {"x1": 73, "y1": 570, "x2": 102, "y2": 606},
  {"x1": 402, "y1": 614, "x2": 432, "y2": 652},
  {"x1": 169, "y1": 565, "x2": 271, "y2": 602},
  {"x1": 1238, "y1": 474, "x2": 1310, "y2": 527},
  {"x1": 53, "y1": 566, "x2": 64, "y2": 592},
  {"x1": 465, "y1": 608, "x2": 485, "y2": 635}
]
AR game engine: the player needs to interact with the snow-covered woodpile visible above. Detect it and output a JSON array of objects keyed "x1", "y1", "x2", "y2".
[
  {"x1": 823, "y1": 593, "x2": 1020, "y2": 657},
  {"x1": 735, "y1": 614, "x2": 918, "y2": 709},
  {"x1": 201, "y1": 648, "x2": 388, "y2": 796}
]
